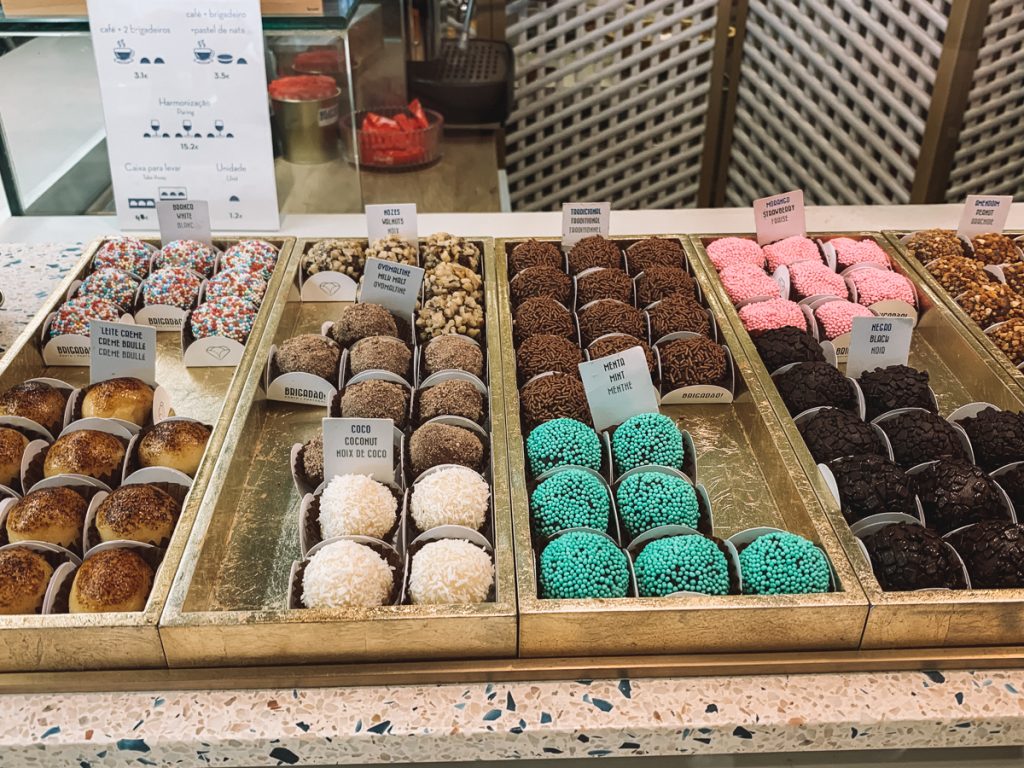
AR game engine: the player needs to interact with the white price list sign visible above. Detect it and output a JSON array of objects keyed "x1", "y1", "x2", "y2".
[{"x1": 87, "y1": 0, "x2": 280, "y2": 231}]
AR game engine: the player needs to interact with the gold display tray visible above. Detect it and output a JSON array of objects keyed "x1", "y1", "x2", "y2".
[
  {"x1": 883, "y1": 229, "x2": 1024, "y2": 396},
  {"x1": 0, "y1": 235, "x2": 295, "y2": 672},
  {"x1": 687, "y1": 232, "x2": 1024, "y2": 649},
  {"x1": 496, "y1": 237, "x2": 869, "y2": 659},
  {"x1": 159, "y1": 238, "x2": 518, "y2": 667}
]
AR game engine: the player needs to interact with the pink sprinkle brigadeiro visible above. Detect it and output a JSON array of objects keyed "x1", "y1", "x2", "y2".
[
  {"x1": 706, "y1": 237, "x2": 765, "y2": 272},
  {"x1": 787, "y1": 260, "x2": 848, "y2": 300},
  {"x1": 738, "y1": 298, "x2": 807, "y2": 333},
  {"x1": 763, "y1": 236, "x2": 820, "y2": 272},
  {"x1": 848, "y1": 268, "x2": 916, "y2": 307},
  {"x1": 719, "y1": 263, "x2": 781, "y2": 305},
  {"x1": 830, "y1": 237, "x2": 891, "y2": 270},
  {"x1": 814, "y1": 300, "x2": 873, "y2": 340}
]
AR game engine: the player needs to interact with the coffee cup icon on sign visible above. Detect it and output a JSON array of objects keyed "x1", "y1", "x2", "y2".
[
  {"x1": 114, "y1": 40, "x2": 134, "y2": 64},
  {"x1": 194, "y1": 41, "x2": 214, "y2": 64}
]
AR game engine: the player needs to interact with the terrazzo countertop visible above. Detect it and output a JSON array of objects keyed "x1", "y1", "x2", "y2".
[{"x1": 1, "y1": 239, "x2": 1024, "y2": 765}]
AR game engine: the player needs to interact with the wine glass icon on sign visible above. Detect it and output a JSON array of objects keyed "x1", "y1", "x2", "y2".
[{"x1": 183, "y1": 119, "x2": 193, "y2": 136}]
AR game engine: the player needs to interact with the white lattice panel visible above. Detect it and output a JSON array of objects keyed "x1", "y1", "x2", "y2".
[
  {"x1": 505, "y1": 0, "x2": 719, "y2": 211},
  {"x1": 946, "y1": 0, "x2": 1024, "y2": 201},
  {"x1": 725, "y1": 0, "x2": 950, "y2": 206}
]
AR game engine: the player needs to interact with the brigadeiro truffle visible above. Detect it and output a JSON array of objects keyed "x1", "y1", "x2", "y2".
[
  {"x1": 862, "y1": 522, "x2": 963, "y2": 591},
  {"x1": 520, "y1": 373, "x2": 590, "y2": 428},
  {"x1": 576, "y1": 268, "x2": 633, "y2": 306},
  {"x1": 904, "y1": 229, "x2": 965, "y2": 263},
  {"x1": 516, "y1": 335, "x2": 583, "y2": 380},
  {"x1": 302, "y1": 238, "x2": 365, "y2": 279},
  {"x1": 738, "y1": 531, "x2": 830, "y2": 595},
  {"x1": 647, "y1": 294, "x2": 710, "y2": 341},
  {"x1": 424, "y1": 263, "x2": 483, "y2": 303},
  {"x1": 763, "y1": 236, "x2": 821, "y2": 272},
  {"x1": 510, "y1": 266, "x2": 571, "y2": 307},
  {"x1": 988, "y1": 317, "x2": 1024, "y2": 365},
  {"x1": 205, "y1": 266, "x2": 267, "y2": 307},
  {"x1": 971, "y1": 233, "x2": 1021, "y2": 265},
  {"x1": 956, "y1": 282, "x2": 1024, "y2": 327},
  {"x1": 530, "y1": 468, "x2": 611, "y2": 537},
  {"x1": 330, "y1": 302, "x2": 399, "y2": 347},
  {"x1": 848, "y1": 268, "x2": 916, "y2": 307},
  {"x1": 858, "y1": 365, "x2": 934, "y2": 421},
  {"x1": 340, "y1": 379, "x2": 409, "y2": 427},
  {"x1": 737, "y1": 298, "x2": 806, "y2": 334},
  {"x1": 567, "y1": 236, "x2": 622, "y2": 275},
  {"x1": 525, "y1": 418, "x2": 602, "y2": 476},
  {"x1": 627, "y1": 237, "x2": 684, "y2": 274},
  {"x1": 141, "y1": 266, "x2": 202, "y2": 310},
  {"x1": 417, "y1": 379, "x2": 484, "y2": 424},
  {"x1": 911, "y1": 459, "x2": 1006, "y2": 534},
  {"x1": 77, "y1": 268, "x2": 139, "y2": 309},
  {"x1": 409, "y1": 422, "x2": 485, "y2": 476},
  {"x1": 69, "y1": 548, "x2": 154, "y2": 613},
  {"x1": 92, "y1": 236, "x2": 154, "y2": 277},
  {"x1": 411, "y1": 465, "x2": 489, "y2": 532},
  {"x1": 706, "y1": 237, "x2": 764, "y2": 271},
  {"x1": 799, "y1": 408, "x2": 885, "y2": 464},
  {"x1": 539, "y1": 530, "x2": 629, "y2": 599},
  {"x1": 417, "y1": 293, "x2": 485, "y2": 342},
  {"x1": 636, "y1": 266, "x2": 697, "y2": 306},
  {"x1": 611, "y1": 412, "x2": 685, "y2": 474},
  {"x1": 719, "y1": 263, "x2": 781, "y2": 305},
  {"x1": 510, "y1": 240, "x2": 563, "y2": 273},
  {"x1": 409, "y1": 539, "x2": 493, "y2": 605},
  {"x1": 301, "y1": 433, "x2": 324, "y2": 488},
  {"x1": 421, "y1": 233, "x2": 481, "y2": 272},
  {"x1": 348, "y1": 336, "x2": 412, "y2": 379},
  {"x1": 319, "y1": 474, "x2": 397, "y2": 540},
  {"x1": 514, "y1": 296, "x2": 575, "y2": 344},
  {"x1": 44, "y1": 429, "x2": 126, "y2": 482},
  {"x1": 829, "y1": 454, "x2": 916, "y2": 523},
  {"x1": 659, "y1": 336, "x2": 727, "y2": 390},
  {"x1": 879, "y1": 410, "x2": 967, "y2": 468},
  {"x1": 190, "y1": 296, "x2": 257, "y2": 344},
  {"x1": 577, "y1": 299, "x2": 644, "y2": 345},
  {"x1": 946, "y1": 519, "x2": 1024, "y2": 589},
  {"x1": 277, "y1": 334, "x2": 341, "y2": 381},
  {"x1": 365, "y1": 234, "x2": 418, "y2": 266},
  {"x1": 616, "y1": 471, "x2": 700, "y2": 540},
  {"x1": 81, "y1": 376, "x2": 154, "y2": 426},
  {"x1": 7, "y1": 486, "x2": 87, "y2": 549},
  {"x1": 423, "y1": 335, "x2": 484, "y2": 378},
  {"x1": 49, "y1": 296, "x2": 122, "y2": 338},
  {"x1": 0, "y1": 380, "x2": 69, "y2": 435},
  {"x1": 829, "y1": 238, "x2": 890, "y2": 270},
  {"x1": 924, "y1": 255, "x2": 990, "y2": 295},
  {"x1": 221, "y1": 240, "x2": 278, "y2": 281},
  {"x1": 155, "y1": 240, "x2": 217, "y2": 277},
  {"x1": 787, "y1": 260, "x2": 847, "y2": 300},
  {"x1": 751, "y1": 327, "x2": 824, "y2": 373},
  {"x1": 774, "y1": 361, "x2": 854, "y2": 415},
  {"x1": 301, "y1": 539, "x2": 395, "y2": 608},
  {"x1": 588, "y1": 334, "x2": 656, "y2": 375},
  {"x1": 138, "y1": 419, "x2": 211, "y2": 477},
  {"x1": 956, "y1": 407, "x2": 1024, "y2": 471},
  {"x1": 634, "y1": 535, "x2": 730, "y2": 597},
  {"x1": 814, "y1": 300, "x2": 873, "y2": 341}
]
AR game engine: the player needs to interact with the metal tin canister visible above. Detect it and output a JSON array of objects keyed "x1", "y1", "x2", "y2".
[{"x1": 271, "y1": 88, "x2": 341, "y2": 164}]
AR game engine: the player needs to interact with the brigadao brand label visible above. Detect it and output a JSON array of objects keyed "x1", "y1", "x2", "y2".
[
  {"x1": 562, "y1": 202, "x2": 610, "y2": 247},
  {"x1": 366, "y1": 203, "x2": 418, "y2": 242},
  {"x1": 157, "y1": 200, "x2": 212, "y2": 246},
  {"x1": 957, "y1": 195, "x2": 1013, "y2": 238},
  {"x1": 322, "y1": 417, "x2": 394, "y2": 484},
  {"x1": 753, "y1": 190, "x2": 806, "y2": 245},
  {"x1": 578, "y1": 345, "x2": 660, "y2": 432},
  {"x1": 359, "y1": 257, "x2": 425, "y2": 321},
  {"x1": 846, "y1": 316, "x2": 914, "y2": 378},
  {"x1": 90, "y1": 320, "x2": 157, "y2": 385}
]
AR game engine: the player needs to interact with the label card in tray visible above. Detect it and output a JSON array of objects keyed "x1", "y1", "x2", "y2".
[
  {"x1": 366, "y1": 203, "x2": 418, "y2": 242},
  {"x1": 360, "y1": 258, "x2": 425, "y2": 321},
  {"x1": 322, "y1": 417, "x2": 394, "y2": 485},
  {"x1": 846, "y1": 316, "x2": 913, "y2": 378},
  {"x1": 562, "y1": 202, "x2": 610, "y2": 247},
  {"x1": 90, "y1": 320, "x2": 157, "y2": 385},
  {"x1": 957, "y1": 195, "x2": 1013, "y2": 238},
  {"x1": 753, "y1": 190, "x2": 805, "y2": 245},
  {"x1": 578, "y1": 346, "x2": 660, "y2": 432},
  {"x1": 157, "y1": 200, "x2": 212, "y2": 246}
]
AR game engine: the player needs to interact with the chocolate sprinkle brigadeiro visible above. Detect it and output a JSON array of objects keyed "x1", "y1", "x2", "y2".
[
  {"x1": 577, "y1": 300, "x2": 645, "y2": 346},
  {"x1": 576, "y1": 268, "x2": 633, "y2": 306},
  {"x1": 774, "y1": 361, "x2": 854, "y2": 416},
  {"x1": 424, "y1": 335, "x2": 484, "y2": 378},
  {"x1": 956, "y1": 407, "x2": 1024, "y2": 471},
  {"x1": 516, "y1": 335, "x2": 583, "y2": 380},
  {"x1": 340, "y1": 380, "x2": 409, "y2": 427},
  {"x1": 520, "y1": 373, "x2": 591, "y2": 429},
  {"x1": 276, "y1": 334, "x2": 341, "y2": 381},
  {"x1": 911, "y1": 458, "x2": 1006, "y2": 534},
  {"x1": 858, "y1": 364, "x2": 934, "y2": 421},
  {"x1": 946, "y1": 519, "x2": 1024, "y2": 588},
  {"x1": 514, "y1": 297, "x2": 575, "y2": 344},
  {"x1": 862, "y1": 522, "x2": 962, "y2": 591},
  {"x1": 659, "y1": 336, "x2": 727, "y2": 390},
  {"x1": 627, "y1": 237, "x2": 685, "y2": 275},
  {"x1": 510, "y1": 266, "x2": 572, "y2": 307},
  {"x1": 647, "y1": 294, "x2": 710, "y2": 340},
  {"x1": 636, "y1": 266, "x2": 697, "y2": 306},
  {"x1": 829, "y1": 454, "x2": 916, "y2": 523},
  {"x1": 510, "y1": 240, "x2": 563, "y2": 274},
  {"x1": 881, "y1": 410, "x2": 968, "y2": 468},
  {"x1": 567, "y1": 236, "x2": 622, "y2": 275},
  {"x1": 588, "y1": 334, "x2": 656, "y2": 375},
  {"x1": 799, "y1": 407, "x2": 885, "y2": 464},
  {"x1": 751, "y1": 327, "x2": 825, "y2": 373}
]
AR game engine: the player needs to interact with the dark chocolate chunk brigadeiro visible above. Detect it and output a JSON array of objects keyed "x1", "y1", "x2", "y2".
[
  {"x1": 799, "y1": 407, "x2": 885, "y2": 464},
  {"x1": 861, "y1": 522, "x2": 963, "y2": 591},
  {"x1": 829, "y1": 454, "x2": 916, "y2": 523},
  {"x1": 774, "y1": 361, "x2": 854, "y2": 416},
  {"x1": 857, "y1": 365, "x2": 934, "y2": 421},
  {"x1": 880, "y1": 410, "x2": 968, "y2": 469}
]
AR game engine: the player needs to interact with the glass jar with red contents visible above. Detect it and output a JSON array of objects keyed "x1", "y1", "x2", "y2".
[{"x1": 341, "y1": 100, "x2": 444, "y2": 170}]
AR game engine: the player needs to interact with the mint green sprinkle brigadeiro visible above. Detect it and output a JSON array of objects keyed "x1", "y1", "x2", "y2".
[
  {"x1": 616, "y1": 471, "x2": 700, "y2": 540},
  {"x1": 634, "y1": 535, "x2": 731, "y2": 597},
  {"x1": 539, "y1": 531, "x2": 629, "y2": 599},
  {"x1": 530, "y1": 469, "x2": 611, "y2": 538},
  {"x1": 611, "y1": 412, "x2": 685, "y2": 475},
  {"x1": 525, "y1": 418, "x2": 602, "y2": 477},
  {"x1": 738, "y1": 531, "x2": 831, "y2": 595}
]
